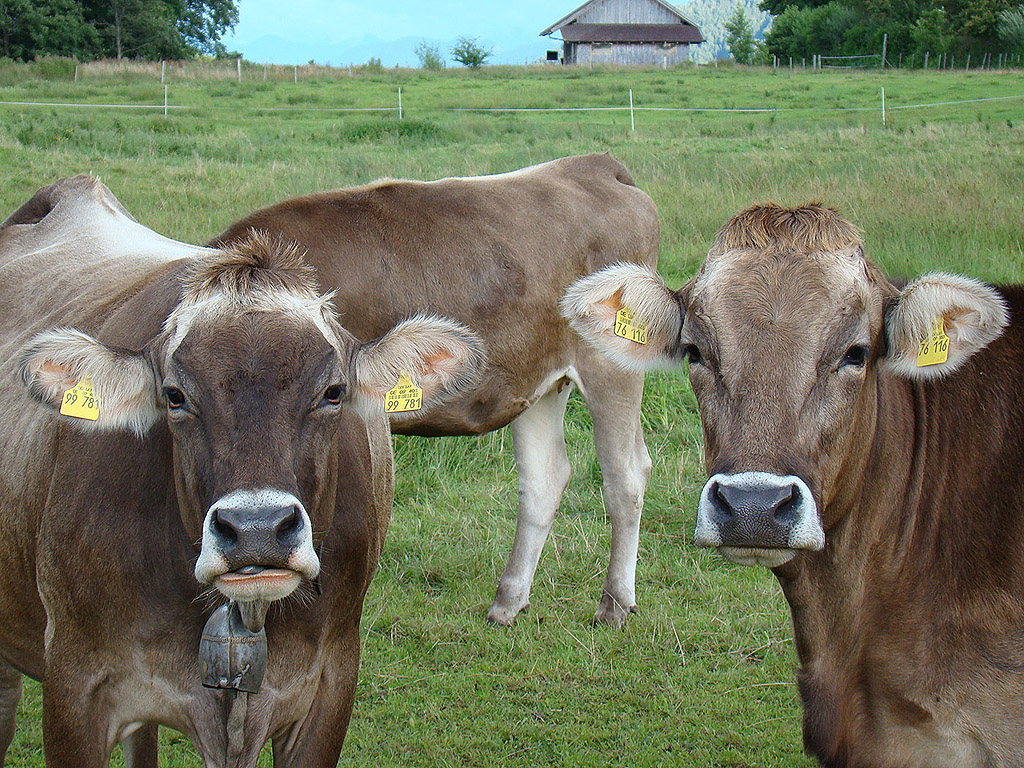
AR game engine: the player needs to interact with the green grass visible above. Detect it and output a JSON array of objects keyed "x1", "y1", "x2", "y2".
[{"x1": 2, "y1": 62, "x2": 1023, "y2": 766}]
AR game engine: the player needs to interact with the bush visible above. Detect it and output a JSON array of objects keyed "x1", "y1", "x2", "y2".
[{"x1": 415, "y1": 42, "x2": 444, "y2": 70}]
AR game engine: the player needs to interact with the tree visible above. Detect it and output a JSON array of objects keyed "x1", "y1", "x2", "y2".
[
  {"x1": 911, "y1": 7, "x2": 953, "y2": 54},
  {"x1": 725, "y1": 6, "x2": 758, "y2": 62},
  {"x1": 451, "y1": 36, "x2": 492, "y2": 68},
  {"x1": 999, "y1": 4, "x2": 1024, "y2": 51},
  {"x1": 415, "y1": 41, "x2": 444, "y2": 69},
  {"x1": 0, "y1": 0, "x2": 237, "y2": 61}
]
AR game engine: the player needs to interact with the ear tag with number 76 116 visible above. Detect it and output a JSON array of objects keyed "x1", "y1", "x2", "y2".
[
  {"x1": 916, "y1": 318, "x2": 950, "y2": 367},
  {"x1": 59, "y1": 373, "x2": 100, "y2": 421},
  {"x1": 614, "y1": 307, "x2": 647, "y2": 345}
]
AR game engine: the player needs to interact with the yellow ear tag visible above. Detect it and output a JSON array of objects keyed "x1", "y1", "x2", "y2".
[
  {"x1": 614, "y1": 306, "x2": 647, "y2": 345},
  {"x1": 384, "y1": 371, "x2": 423, "y2": 414},
  {"x1": 59, "y1": 373, "x2": 100, "y2": 421},
  {"x1": 916, "y1": 318, "x2": 950, "y2": 367}
]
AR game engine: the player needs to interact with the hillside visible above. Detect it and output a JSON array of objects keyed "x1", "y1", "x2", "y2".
[{"x1": 683, "y1": 0, "x2": 772, "y2": 61}]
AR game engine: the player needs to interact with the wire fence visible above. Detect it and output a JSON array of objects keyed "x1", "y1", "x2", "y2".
[{"x1": 2, "y1": 90, "x2": 1023, "y2": 122}]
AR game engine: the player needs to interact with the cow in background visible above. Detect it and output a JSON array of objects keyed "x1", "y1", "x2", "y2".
[
  {"x1": 209, "y1": 153, "x2": 660, "y2": 626},
  {"x1": 563, "y1": 203, "x2": 1024, "y2": 767}
]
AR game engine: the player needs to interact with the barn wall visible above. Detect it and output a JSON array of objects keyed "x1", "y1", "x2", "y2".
[
  {"x1": 578, "y1": 0, "x2": 680, "y2": 24},
  {"x1": 570, "y1": 42, "x2": 691, "y2": 66}
]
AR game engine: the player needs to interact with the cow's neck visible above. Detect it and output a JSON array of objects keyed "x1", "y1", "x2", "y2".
[{"x1": 776, "y1": 347, "x2": 1024, "y2": 765}]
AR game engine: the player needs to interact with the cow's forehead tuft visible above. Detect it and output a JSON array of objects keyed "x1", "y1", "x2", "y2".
[
  {"x1": 710, "y1": 202, "x2": 863, "y2": 256},
  {"x1": 182, "y1": 230, "x2": 319, "y2": 305}
]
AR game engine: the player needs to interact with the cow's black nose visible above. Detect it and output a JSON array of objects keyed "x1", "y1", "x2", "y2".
[
  {"x1": 210, "y1": 504, "x2": 304, "y2": 562},
  {"x1": 708, "y1": 480, "x2": 802, "y2": 548}
]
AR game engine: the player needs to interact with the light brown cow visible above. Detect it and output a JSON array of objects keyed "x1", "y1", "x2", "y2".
[
  {"x1": 208, "y1": 153, "x2": 661, "y2": 626},
  {"x1": 563, "y1": 203, "x2": 1024, "y2": 767},
  {"x1": 0, "y1": 176, "x2": 483, "y2": 768}
]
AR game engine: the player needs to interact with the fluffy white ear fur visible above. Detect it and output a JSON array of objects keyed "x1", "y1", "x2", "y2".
[
  {"x1": 885, "y1": 272, "x2": 1009, "y2": 380},
  {"x1": 351, "y1": 314, "x2": 486, "y2": 421},
  {"x1": 560, "y1": 263, "x2": 682, "y2": 371},
  {"x1": 19, "y1": 328, "x2": 160, "y2": 436}
]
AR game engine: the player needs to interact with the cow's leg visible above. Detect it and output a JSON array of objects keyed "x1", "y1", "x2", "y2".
[
  {"x1": 0, "y1": 660, "x2": 21, "y2": 765},
  {"x1": 487, "y1": 382, "x2": 573, "y2": 625},
  {"x1": 41, "y1": 663, "x2": 115, "y2": 767},
  {"x1": 577, "y1": 353, "x2": 650, "y2": 627},
  {"x1": 271, "y1": 636, "x2": 359, "y2": 768},
  {"x1": 122, "y1": 724, "x2": 159, "y2": 768}
]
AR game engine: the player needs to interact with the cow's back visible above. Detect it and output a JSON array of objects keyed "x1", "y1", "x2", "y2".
[{"x1": 209, "y1": 154, "x2": 660, "y2": 436}]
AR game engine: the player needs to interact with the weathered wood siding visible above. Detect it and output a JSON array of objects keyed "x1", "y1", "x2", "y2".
[
  {"x1": 568, "y1": 41, "x2": 691, "y2": 66},
  {"x1": 577, "y1": 0, "x2": 680, "y2": 24}
]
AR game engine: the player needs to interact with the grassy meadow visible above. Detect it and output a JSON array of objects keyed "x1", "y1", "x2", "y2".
[{"x1": 1, "y1": 61, "x2": 1022, "y2": 767}]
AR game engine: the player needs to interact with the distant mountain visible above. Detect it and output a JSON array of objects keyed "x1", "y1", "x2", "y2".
[
  {"x1": 230, "y1": 34, "x2": 553, "y2": 68},
  {"x1": 681, "y1": 0, "x2": 772, "y2": 62}
]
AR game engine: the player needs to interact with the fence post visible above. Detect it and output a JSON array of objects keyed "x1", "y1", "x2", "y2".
[
  {"x1": 924, "y1": 51, "x2": 929, "y2": 69},
  {"x1": 74, "y1": 63, "x2": 78, "y2": 81},
  {"x1": 161, "y1": 60, "x2": 165, "y2": 84},
  {"x1": 263, "y1": 65, "x2": 267, "y2": 80},
  {"x1": 294, "y1": 65, "x2": 298, "y2": 83},
  {"x1": 398, "y1": 87, "x2": 402, "y2": 119},
  {"x1": 164, "y1": 84, "x2": 168, "y2": 117},
  {"x1": 237, "y1": 57, "x2": 241, "y2": 82},
  {"x1": 881, "y1": 86, "x2": 885, "y2": 128},
  {"x1": 629, "y1": 88, "x2": 635, "y2": 132},
  {"x1": 898, "y1": 52, "x2": 902, "y2": 68},
  {"x1": 881, "y1": 33, "x2": 887, "y2": 68},
  {"x1": 965, "y1": 54, "x2": 970, "y2": 71}
]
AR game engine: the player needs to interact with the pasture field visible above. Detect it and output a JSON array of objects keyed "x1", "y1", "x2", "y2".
[{"x1": 1, "y1": 63, "x2": 1022, "y2": 767}]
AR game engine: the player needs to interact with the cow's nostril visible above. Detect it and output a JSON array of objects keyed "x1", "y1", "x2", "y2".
[
  {"x1": 275, "y1": 506, "x2": 301, "y2": 544},
  {"x1": 212, "y1": 510, "x2": 239, "y2": 546}
]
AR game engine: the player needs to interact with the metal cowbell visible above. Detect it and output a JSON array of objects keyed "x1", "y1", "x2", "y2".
[{"x1": 199, "y1": 602, "x2": 267, "y2": 694}]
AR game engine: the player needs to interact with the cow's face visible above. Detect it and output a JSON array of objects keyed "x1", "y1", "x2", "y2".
[
  {"x1": 21, "y1": 235, "x2": 484, "y2": 605},
  {"x1": 563, "y1": 204, "x2": 1007, "y2": 569}
]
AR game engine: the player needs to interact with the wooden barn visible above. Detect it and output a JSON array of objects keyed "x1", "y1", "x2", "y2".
[{"x1": 541, "y1": 0, "x2": 704, "y2": 66}]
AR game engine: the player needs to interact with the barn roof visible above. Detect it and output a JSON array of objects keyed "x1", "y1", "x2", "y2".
[
  {"x1": 559, "y1": 23, "x2": 704, "y2": 43},
  {"x1": 540, "y1": 0, "x2": 701, "y2": 37}
]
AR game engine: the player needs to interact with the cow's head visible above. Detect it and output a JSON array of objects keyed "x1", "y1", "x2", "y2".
[
  {"x1": 563, "y1": 204, "x2": 1008, "y2": 568},
  {"x1": 21, "y1": 233, "x2": 484, "y2": 606}
]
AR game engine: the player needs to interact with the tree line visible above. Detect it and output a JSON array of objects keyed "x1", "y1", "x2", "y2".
[
  {"x1": 0, "y1": 0, "x2": 238, "y2": 61},
  {"x1": 725, "y1": 0, "x2": 1024, "y2": 63}
]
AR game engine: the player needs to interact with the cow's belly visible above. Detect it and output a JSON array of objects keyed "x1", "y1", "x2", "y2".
[{"x1": 389, "y1": 363, "x2": 559, "y2": 437}]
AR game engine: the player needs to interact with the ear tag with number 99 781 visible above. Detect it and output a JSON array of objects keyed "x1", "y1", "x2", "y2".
[
  {"x1": 59, "y1": 374, "x2": 100, "y2": 421},
  {"x1": 384, "y1": 371, "x2": 423, "y2": 413}
]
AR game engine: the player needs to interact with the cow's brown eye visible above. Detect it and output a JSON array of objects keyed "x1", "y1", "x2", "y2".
[
  {"x1": 323, "y1": 384, "x2": 346, "y2": 405},
  {"x1": 163, "y1": 387, "x2": 186, "y2": 409},
  {"x1": 684, "y1": 345, "x2": 703, "y2": 366},
  {"x1": 841, "y1": 346, "x2": 869, "y2": 367}
]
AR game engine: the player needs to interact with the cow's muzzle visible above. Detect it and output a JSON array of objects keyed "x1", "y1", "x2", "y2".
[
  {"x1": 695, "y1": 472, "x2": 824, "y2": 567},
  {"x1": 194, "y1": 488, "x2": 320, "y2": 601}
]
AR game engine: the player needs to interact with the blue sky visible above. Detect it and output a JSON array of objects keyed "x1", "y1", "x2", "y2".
[{"x1": 221, "y1": 0, "x2": 580, "y2": 65}]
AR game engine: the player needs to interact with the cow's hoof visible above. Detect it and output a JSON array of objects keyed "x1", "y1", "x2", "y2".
[
  {"x1": 593, "y1": 593, "x2": 636, "y2": 628},
  {"x1": 486, "y1": 600, "x2": 527, "y2": 626}
]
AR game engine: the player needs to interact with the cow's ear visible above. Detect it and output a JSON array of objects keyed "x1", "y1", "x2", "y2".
[
  {"x1": 884, "y1": 273, "x2": 1009, "y2": 380},
  {"x1": 561, "y1": 263, "x2": 683, "y2": 371},
  {"x1": 20, "y1": 328, "x2": 160, "y2": 436},
  {"x1": 350, "y1": 315, "x2": 485, "y2": 420}
]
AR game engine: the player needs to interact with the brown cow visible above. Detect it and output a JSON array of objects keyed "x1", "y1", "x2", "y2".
[
  {"x1": 562, "y1": 203, "x2": 1024, "y2": 767},
  {"x1": 0, "y1": 176, "x2": 483, "y2": 768},
  {"x1": 208, "y1": 153, "x2": 660, "y2": 626}
]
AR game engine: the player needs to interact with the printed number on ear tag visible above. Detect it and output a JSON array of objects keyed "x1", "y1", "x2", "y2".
[
  {"x1": 59, "y1": 374, "x2": 100, "y2": 421},
  {"x1": 614, "y1": 307, "x2": 647, "y2": 345},
  {"x1": 917, "y1": 318, "x2": 950, "y2": 367},
  {"x1": 384, "y1": 371, "x2": 423, "y2": 413}
]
